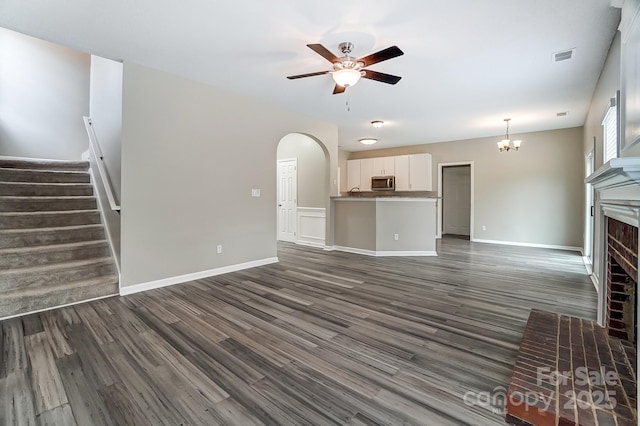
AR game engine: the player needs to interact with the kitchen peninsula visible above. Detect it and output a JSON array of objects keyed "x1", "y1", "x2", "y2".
[{"x1": 330, "y1": 196, "x2": 438, "y2": 256}]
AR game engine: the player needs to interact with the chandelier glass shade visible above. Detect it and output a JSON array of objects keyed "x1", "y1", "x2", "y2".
[{"x1": 497, "y1": 118, "x2": 521, "y2": 152}]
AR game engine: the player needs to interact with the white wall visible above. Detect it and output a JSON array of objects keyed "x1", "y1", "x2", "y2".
[
  {"x1": 89, "y1": 55, "x2": 123, "y2": 200},
  {"x1": 277, "y1": 133, "x2": 328, "y2": 209},
  {"x1": 0, "y1": 28, "x2": 89, "y2": 160},
  {"x1": 120, "y1": 63, "x2": 338, "y2": 288},
  {"x1": 349, "y1": 127, "x2": 585, "y2": 249}
]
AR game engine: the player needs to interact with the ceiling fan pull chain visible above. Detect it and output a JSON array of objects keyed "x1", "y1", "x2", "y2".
[{"x1": 346, "y1": 99, "x2": 350, "y2": 112}]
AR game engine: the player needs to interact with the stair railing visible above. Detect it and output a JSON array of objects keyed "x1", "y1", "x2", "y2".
[{"x1": 83, "y1": 117, "x2": 121, "y2": 212}]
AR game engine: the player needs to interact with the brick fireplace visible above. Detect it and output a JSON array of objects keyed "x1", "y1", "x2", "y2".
[{"x1": 606, "y1": 217, "x2": 638, "y2": 343}]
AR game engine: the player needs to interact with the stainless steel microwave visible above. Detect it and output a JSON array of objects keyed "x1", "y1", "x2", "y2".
[{"x1": 371, "y1": 176, "x2": 395, "y2": 191}]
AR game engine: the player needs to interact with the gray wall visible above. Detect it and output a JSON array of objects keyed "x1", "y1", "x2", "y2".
[
  {"x1": 277, "y1": 133, "x2": 328, "y2": 209},
  {"x1": 120, "y1": 62, "x2": 338, "y2": 288},
  {"x1": 0, "y1": 28, "x2": 89, "y2": 160},
  {"x1": 349, "y1": 127, "x2": 585, "y2": 248},
  {"x1": 89, "y1": 55, "x2": 124, "y2": 270},
  {"x1": 89, "y1": 55, "x2": 123, "y2": 201},
  {"x1": 376, "y1": 201, "x2": 436, "y2": 252}
]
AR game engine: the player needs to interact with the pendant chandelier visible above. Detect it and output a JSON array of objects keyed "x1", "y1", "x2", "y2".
[{"x1": 497, "y1": 118, "x2": 522, "y2": 152}]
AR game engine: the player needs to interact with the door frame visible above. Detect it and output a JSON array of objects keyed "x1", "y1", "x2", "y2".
[
  {"x1": 277, "y1": 158, "x2": 297, "y2": 242},
  {"x1": 437, "y1": 161, "x2": 474, "y2": 239},
  {"x1": 584, "y1": 149, "x2": 595, "y2": 273}
]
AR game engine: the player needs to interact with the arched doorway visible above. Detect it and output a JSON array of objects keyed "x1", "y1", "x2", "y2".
[{"x1": 276, "y1": 133, "x2": 330, "y2": 247}]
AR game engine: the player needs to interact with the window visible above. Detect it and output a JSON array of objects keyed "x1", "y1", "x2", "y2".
[{"x1": 602, "y1": 97, "x2": 618, "y2": 163}]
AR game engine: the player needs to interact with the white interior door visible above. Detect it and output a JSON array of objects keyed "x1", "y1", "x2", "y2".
[
  {"x1": 277, "y1": 159, "x2": 297, "y2": 242},
  {"x1": 443, "y1": 165, "x2": 471, "y2": 236}
]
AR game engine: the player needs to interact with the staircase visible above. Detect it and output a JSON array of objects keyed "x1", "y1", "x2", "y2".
[{"x1": 0, "y1": 157, "x2": 119, "y2": 318}]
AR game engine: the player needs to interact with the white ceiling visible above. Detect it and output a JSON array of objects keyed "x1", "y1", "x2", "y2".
[{"x1": 0, "y1": 0, "x2": 620, "y2": 152}]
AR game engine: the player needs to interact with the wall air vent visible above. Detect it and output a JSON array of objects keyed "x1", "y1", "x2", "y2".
[{"x1": 553, "y1": 49, "x2": 574, "y2": 62}]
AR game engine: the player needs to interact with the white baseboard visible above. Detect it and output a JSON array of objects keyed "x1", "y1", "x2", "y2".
[
  {"x1": 328, "y1": 245, "x2": 437, "y2": 257},
  {"x1": 0, "y1": 293, "x2": 118, "y2": 322},
  {"x1": 120, "y1": 257, "x2": 279, "y2": 296},
  {"x1": 582, "y1": 256, "x2": 593, "y2": 275},
  {"x1": 296, "y1": 240, "x2": 326, "y2": 249},
  {"x1": 471, "y1": 238, "x2": 582, "y2": 252},
  {"x1": 590, "y1": 273, "x2": 600, "y2": 293}
]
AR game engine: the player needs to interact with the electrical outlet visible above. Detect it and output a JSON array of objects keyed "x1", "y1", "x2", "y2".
[
  {"x1": 394, "y1": 233, "x2": 399, "y2": 241},
  {"x1": 482, "y1": 225, "x2": 487, "y2": 231},
  {"x1": 251, "y1": 188, "x2": 261, "y2": 197},
  {"x1": 216, "y1": 245, "x2": 222, "y2": 254}
]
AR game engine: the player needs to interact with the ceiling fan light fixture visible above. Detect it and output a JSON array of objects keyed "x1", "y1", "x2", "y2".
[
  {"x1": 359, "y1": 138, "x2": 377, "y2": 145},
  {"x1": 332, "y1": 69, "x2": 362, "y2": 87}
]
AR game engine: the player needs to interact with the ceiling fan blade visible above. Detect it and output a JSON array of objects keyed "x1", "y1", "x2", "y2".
[
  {"x1": 332, "y1": 84, "x2": 346, "y2": 95},
  {"x1": 307, "y1": 44, "x2": 340, "y2": 63},
  {"x1": 362, "y1": 69, "x2": 402, "y2": 85},
  {"x1": 287, "y1": 70, "x2": 330, "y2": 80},
  {"x1": 358, "y1": 46, "x2": 404, "y2": 67}
]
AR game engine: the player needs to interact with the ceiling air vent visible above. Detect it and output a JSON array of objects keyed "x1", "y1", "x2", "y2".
[
  {"x1": 553, "y1": 49, "x2": 574, "y2": 62},
  {"x1": 557, "y1": 112, "x2": 568, "y2": 117}
]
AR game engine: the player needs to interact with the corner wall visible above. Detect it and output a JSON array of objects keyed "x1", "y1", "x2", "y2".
[
  {"x1": 349, "y1": 127, "x2": 584, "y2": 249},
  {"x1": 0, "y1": 28, "x2": 89, "y2": 160},
  {"x1": 120, "y1": 63, "x2": 338, "y2": 289}
]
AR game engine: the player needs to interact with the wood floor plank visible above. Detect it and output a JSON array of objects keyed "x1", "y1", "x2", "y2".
[
  {"x1": 0, "y1": 370, "x2": 37, "y2": 426},
  {"x1": 56, "y1": 353, "x2": 115, "y2": 426},
  {"x1": 24, "y1": 332, "x2": 68, "y2": 415},
  {"x1": 0, "y1": 238, "x2": 599, "y2": 425}
]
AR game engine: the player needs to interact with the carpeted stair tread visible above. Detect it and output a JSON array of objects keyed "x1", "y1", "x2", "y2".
[
  {"x1": 0, "y1": 240, "x2": 111, "y2": 269},
  {"x1": 0, "y1": 168, "x2": 90, "y2": 183},
  {"x1": 0, "y1": 209, "x2": 101, "y2": 229},
  {"x1": 0, "y1": 157, "x2": 89, "y2": 171},
  {"x1": 0, "y1": 257, "x2": 115, "y2": 291},
  {"x1": 0, "y1": 275, "x2": 119, "y2": 318},
  {"x1": 0, "y1": 224, "x2": 105, "y2": 248},
  {"x1": 0, "y1": 181, "x2": 94, "y2": 196},
  {"x1": 0, "y1": 195, "x2": 97, "y2": 212}
]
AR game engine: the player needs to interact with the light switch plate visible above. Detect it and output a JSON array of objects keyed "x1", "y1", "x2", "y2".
[{"x1": 251, "y1": 188, "x2": 261, "y2": 197}]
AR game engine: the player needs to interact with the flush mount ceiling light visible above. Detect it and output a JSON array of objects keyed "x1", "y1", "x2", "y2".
[
  {"x1": 359, "y1": 138, "x2": 378, "y2": 145},
  {"x1": 497, "y1": 118, "x2": 522, "y2": 152},
  {"x1": 371, "y1": 120, "x2": 384, "y2": 128}
]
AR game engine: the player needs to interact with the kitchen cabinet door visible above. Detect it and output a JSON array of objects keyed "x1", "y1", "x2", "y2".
[
  {"x1": 347, "y1": 159, "x2": 361, "y2": 191},
  {"x1": 360, "y1": 158, "x2": 374, "y2": 191},
  {"x1": 394, "y1": 155, "x2": 410, "y2": 191},
  {"x1": 408, "y1": 153, "x2": 433, "y2": 191},
  {"x1": 372, "y1": 156, "x2": 395, "y2": 175}
]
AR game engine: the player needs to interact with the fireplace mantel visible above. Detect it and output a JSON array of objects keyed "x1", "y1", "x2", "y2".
[{"x1": 586, "y1": 157, "x2": 640, "y2": 195}]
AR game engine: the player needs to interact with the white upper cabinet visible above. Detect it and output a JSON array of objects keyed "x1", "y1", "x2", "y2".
[
  {"x1": 408, "y1": 153, "x2": 433, "y2": 191},
  {"x1": 346, "y1": 153, "x2": 432, "y2": 191},
  {"x1": 360, "y1": 158, "x2": 374, "y2": 191},
  {"x1": 394, "y1": 155, "x2": 410, "y2": 191},
  {"x1": 346, "y1": 159, "x2": 361, "y2": 191},
  {"x1": 372, "y1": 156, "x2": 395, "y2": 176}
]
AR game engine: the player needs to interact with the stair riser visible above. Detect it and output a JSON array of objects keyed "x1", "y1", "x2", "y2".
[
  {"x1": 0, "y1": 183, "x2": 93, "y2": 197},
  {"x1": 0, "y1": 262, "x2": 115, "y2": 291},
  {"x1": 0, "y1": 212, "x2": 101, "y2": 229},
  {"x1": 0, "y1": 198, "x2": 97, "y2": 212},
  {"x1": 0, "y1": 159, "x2": 89, "y2": 171},
  {"x1": 0, "y1": 280, "x2": 118, "y2": 318},
  {"x1": 0, "y1": 227, "x2": 105, "y2": 249},
  {"x1": 0, "y1": 169, "x2": 90, "y2": 183},
  {"x1": 0, "y1": 245, "x2": 111, "y2": 269}
]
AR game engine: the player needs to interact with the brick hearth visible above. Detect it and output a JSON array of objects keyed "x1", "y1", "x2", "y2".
[{"x1": 506, "y1": 310, "x2": 637, "y2": 426}]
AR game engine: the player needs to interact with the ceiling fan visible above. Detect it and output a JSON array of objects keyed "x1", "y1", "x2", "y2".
[{"x1": 287, "y1": 42, "x2": 404, "y2": 94}]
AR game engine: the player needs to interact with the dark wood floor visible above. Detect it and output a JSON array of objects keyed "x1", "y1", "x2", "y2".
[{"x1": 0, "y1": 238, "x2": 597, "y2": 425}]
